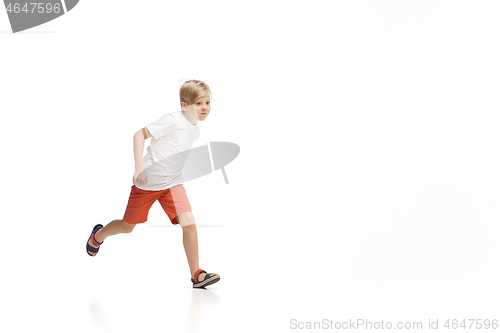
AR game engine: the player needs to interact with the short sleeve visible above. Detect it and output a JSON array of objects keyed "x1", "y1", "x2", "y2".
[{"x1": 146, "y1": 113, "x2": 176, "y2": 140}]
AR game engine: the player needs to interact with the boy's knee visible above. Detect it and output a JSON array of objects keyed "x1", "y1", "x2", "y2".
[
  {"x1": 120, "y1": 220, "x2": 136, "y2": 233},
  {"x1": 178, "y1": 212, "x2": 196, "y2": 228}
]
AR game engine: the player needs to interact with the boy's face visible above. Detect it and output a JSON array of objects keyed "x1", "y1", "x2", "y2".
[{"x1": 181, "y1": 95, "x2": 211, "y2": 121}]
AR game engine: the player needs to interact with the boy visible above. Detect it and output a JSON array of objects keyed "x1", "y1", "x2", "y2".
[{"x1": 86, "y1": 79, "x2": 220, "y2": 288}]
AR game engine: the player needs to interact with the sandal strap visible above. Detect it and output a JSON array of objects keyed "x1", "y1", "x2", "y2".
[
  {"x1": 193, "y1": 269, "x2": 207, "y2": 283},
  {"x1": 86, "y1": 241, "x2": 99, "y2": 255},
  {"x1": 90, "y1": 234, "x2": 102, "y2": 246},
  {"x1": 91, "y1": 225, "x2": 104, "y2": 245}
]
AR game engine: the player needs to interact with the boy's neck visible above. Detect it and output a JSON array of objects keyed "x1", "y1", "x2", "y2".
[{"x1": 182, "y1": 110, "x2": 197, "y2": 126}]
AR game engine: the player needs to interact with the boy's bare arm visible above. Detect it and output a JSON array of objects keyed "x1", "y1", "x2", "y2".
[{"x1": 133, "y1": 127, "x2": 152, "y2": 171}]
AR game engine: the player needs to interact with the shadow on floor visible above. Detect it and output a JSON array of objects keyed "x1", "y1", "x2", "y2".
[{"x1": 185, "y1": 288, "x2": 221, "y2": 333}]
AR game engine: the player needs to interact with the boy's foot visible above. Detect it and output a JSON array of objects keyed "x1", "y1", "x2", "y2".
[
  {"x1": 87, "y1": 225, "x2": 104, "y2": 256},
  {"x1": 87, "y1": 234, "x2": 101, "y2": 256},
  {"x1": 192, "y1": 269, "x2": 220, "y2": 288}
]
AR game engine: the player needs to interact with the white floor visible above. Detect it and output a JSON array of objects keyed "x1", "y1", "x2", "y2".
[
  {"x1": 2, "y1": 1, "x2": 500, "y2": 332},
  {"x1": 3, "y1": 164, "x2": 500, "y2": 333}
]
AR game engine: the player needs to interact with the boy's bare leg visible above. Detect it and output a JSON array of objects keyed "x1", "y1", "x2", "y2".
[
  {"x1": 178, "y1": 212, "x2": 208, "y2": 281},
  {"x1": 87, "y1": 219, "x2": 136, "y2": 256}
]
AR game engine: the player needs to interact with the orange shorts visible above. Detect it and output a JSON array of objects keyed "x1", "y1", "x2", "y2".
[{"x1": 123, "y1": 184, "x2": 192, "y2": 225}]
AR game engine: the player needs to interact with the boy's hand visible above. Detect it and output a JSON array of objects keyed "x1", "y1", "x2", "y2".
[{"x1": 133, "y1": 169, "x2": 148, "y2": 185}]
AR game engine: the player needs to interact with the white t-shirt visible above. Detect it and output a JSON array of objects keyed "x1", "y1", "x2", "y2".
[{"x1": 134, "y1": 111, "x2": 200, "y2": 191}]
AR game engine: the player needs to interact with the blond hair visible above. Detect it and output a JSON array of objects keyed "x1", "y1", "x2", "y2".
[{"x1": 178, "y1": 79, "x2": 212, "y2": 105}]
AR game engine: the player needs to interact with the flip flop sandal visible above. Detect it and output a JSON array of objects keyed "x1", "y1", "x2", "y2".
[
  {"x1": 191, "y1": 269, "x2": 220, "y2": 288},
  {"x1": 87, "y1": 224, "x2": 104, "y2": 256}
]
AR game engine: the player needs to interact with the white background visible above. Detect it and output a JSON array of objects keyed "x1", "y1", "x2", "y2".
[{"x1": 1, "y1": 1, "x2": 500, "y2": 332}]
